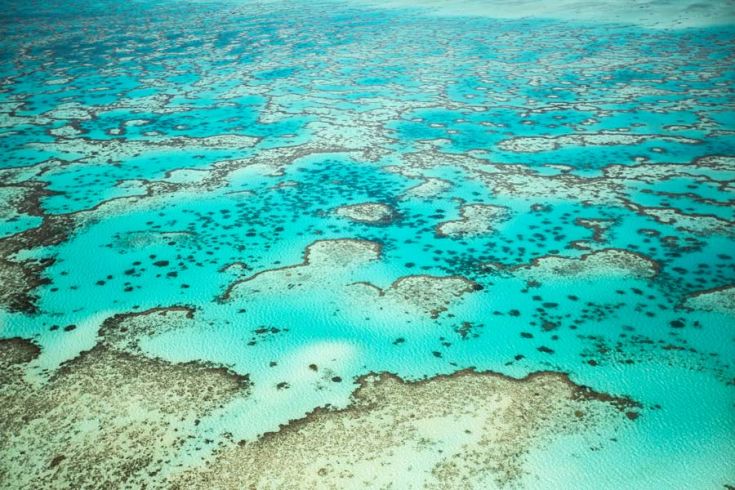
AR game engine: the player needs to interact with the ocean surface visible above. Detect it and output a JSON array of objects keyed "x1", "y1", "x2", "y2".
[{"x1": 0, "y1": 0, "x2": 734, "y2": 487}]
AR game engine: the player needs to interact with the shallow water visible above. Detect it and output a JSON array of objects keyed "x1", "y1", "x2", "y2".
[{"x1": 1, "y1": 0, "x2": 734, "y2": 487}]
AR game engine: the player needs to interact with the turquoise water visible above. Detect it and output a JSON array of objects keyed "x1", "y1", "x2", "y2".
[{"x1": 1, "y1": 0, "x2": 734, "y2": 487}]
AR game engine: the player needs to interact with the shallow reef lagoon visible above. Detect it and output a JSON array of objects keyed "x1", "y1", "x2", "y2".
[{"x1": 0, "y1": 0, "x2": 734, "y2": 487}]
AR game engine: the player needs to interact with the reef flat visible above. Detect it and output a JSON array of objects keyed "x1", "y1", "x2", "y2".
[
  {"x1": 0, "y1": 0, "x2": 734, "y2": 487},
  {"x1": 172, "y1": 370, "x2": 638, "y2": 489},
  {"x1": 0, "y1": 335, "x2": 249, "y2": 489}
]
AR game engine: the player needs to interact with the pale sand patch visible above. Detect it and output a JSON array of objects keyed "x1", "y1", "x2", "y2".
[
  {"x1": 402, "y1": 176, "x2": 452, "y2": 199},
  {"x1": 349, "y1": 274, "x2": 482, "y2": 318},
  {"x1": 634, "y1": 206, "x2": 735, "y2": 237},
  {"x1": 334, "y1": 202, "x2": 395, "y2": 224},
  {"x1": 683, "y1": 286, "x2": 735, "y2": 315},
  {"x1": 222, "y1": 239, "x2": 479, "y2": 319},
  {"x1": 436, "y1": 203, "x2": 510, "y2": 237},
  {"x1": 221, "y1": 239, "x2": 382, "y2": 301},
  {"x1": 512, "y1": 248, "x2": 659, "y2": 280},
  {"x1": 498, "y1": 133, "x2": 701, "y2": 153}
]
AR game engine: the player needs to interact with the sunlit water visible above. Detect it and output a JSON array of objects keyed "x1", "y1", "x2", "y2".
[{"x1": 1, "y1": 0, "x2": 734, "y2": 487}]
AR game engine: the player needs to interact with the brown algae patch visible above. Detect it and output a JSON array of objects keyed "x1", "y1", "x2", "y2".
[
  {"x1": 436, "y1": 203, "x2": 510, "y2": 237},
  {"x1": 0, "y1": 337, "x2": 42, "y2": 381},
  {"x1": 0, "y1": 336, "x2": 249, "y2": 489},
  {"x1": 0, "y1": 179, "x2": 72, "y2": 313},
  {"x1": 334, "y1": 202, "x2": 396, "y2": 225},
  {"x1": 0, "y1": 215, "x2": 72, "y2": 313},
  {"x1": 171, "y1": 370, "x2": 639, "y2": 489},
  {"x1": 0, "y1": 257, "x2": 52, "y2": 313},
  {"x1": 97, "y1": 306, "x2": 196, "y2": 353}
]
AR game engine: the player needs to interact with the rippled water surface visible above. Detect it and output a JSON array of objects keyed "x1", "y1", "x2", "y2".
[{"x1": 1, "y1": 0, "x2": 734, "y2": 487}]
